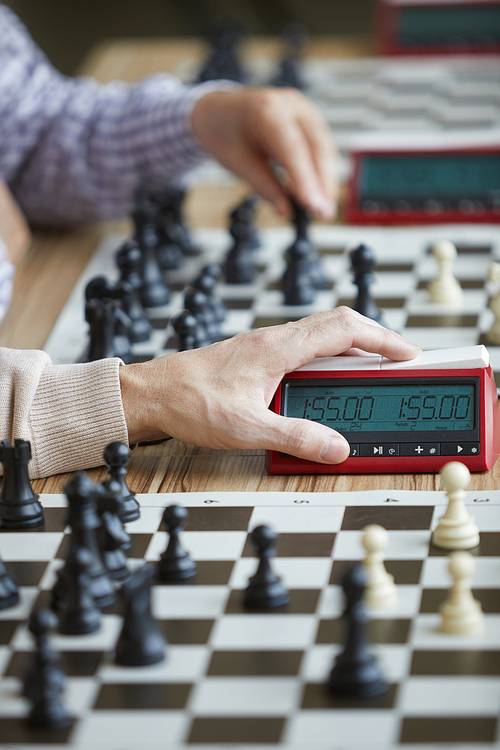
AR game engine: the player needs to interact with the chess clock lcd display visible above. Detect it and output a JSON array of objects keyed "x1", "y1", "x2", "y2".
[
  {"x1": 284, "y1": 381, "x2": 476, "y2": 433},
  {"x1": 347, "y1": 148, "x2": 500, "y2": 225},
  {"x1": 266, "y1": 348, "x2": 500, "y2": 474},
  {"x1": 377, "y1": 0, "x2": 500, "y2": 55}
]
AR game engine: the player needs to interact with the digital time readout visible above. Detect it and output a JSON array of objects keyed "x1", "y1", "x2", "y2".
[{"x1": 284, "y1": 382, "x2": 475, "y2": 433}]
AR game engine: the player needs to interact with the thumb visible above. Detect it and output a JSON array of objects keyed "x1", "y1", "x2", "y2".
[{"x1": 262, "y1": 412, "x2": 350, "y2": 464}]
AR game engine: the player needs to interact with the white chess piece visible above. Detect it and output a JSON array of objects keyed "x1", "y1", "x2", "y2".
[
  {"x1": 440, "y1": 551, "x2": 484, "y2": 635},
  {"x1": 432, "y1": 462, "x2": 479, "y2": 550},
  {"x1": 487, "y1": 262, "x2": 500, "y2": 345},
  {"x1": 427, "y1": 240, "x2": 463, "y2": 305},
  {"x1": 361, "y1": 524, "x2": 397, "y2": 608}
]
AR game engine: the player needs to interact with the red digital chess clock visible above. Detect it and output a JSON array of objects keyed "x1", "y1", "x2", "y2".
[
  {"x1": 266, "y1": 346, "x2": 500, "y2": 474},
  {"x1": 346, "y1": 137, "x2": 500, "y2": 225},
  {"x1": 377, "y1": 0, "x2": 500, "y2": 55}
]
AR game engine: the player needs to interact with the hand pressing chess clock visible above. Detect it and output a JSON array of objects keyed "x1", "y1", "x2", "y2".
[{"x1": 119, "y1": 307, "x2": 420, "y2": 467}]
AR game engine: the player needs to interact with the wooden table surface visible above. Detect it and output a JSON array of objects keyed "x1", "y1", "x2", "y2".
[{"x1": 1, "y1": 35, "x2": 498, "y2": 495}]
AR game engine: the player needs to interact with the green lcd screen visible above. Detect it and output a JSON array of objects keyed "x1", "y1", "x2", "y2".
[
  {"x1": 284, "y1": 382, "x2": 475, "y2": 433},
  {"x1": 399, "y1": 5, "x2": 500, "y2": 46},
  {"x1": 360, "y1": 153, "x2": 500, "y2": 202}
]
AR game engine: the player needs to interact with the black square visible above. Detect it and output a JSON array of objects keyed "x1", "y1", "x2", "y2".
[
  {"x1": 341, "y1": 506, "x2": 434, "y2": 531},
  {"x1": 242, "y1": 532, "x2": 335, "y2": 557},
  {"x1": 187, "y1": 716, "x2": 285, "y2": 744},
  {"x1": 429, "y1": 532, "x2": 500, "y2": 557},
  {"x1": 301, "y1": 682, "x2": 398, "y2": 709},
  {"x1": 6, "y1": 650, "x2": 103, "y2": 677},
  {"x1": 208, "y1": 650, "x2": 303, "y2": 676},
  {"x1": 94, "y1": 683, "x2": 191, "y2": 710},
  {"x1": 159, "y1": 619, "x2": 214, "y2": 644},
  {"x1": 0, "y1": 621, "x2": 21, "y2": 646},
  {"x1": 406, "y1": 314, "x2": 478, "y2": 328},
  {"x1": 3, "y1": 561, "x2": 48, "y2": 586},
  {"x1": 185, "y1": 506, "x2": 253, "y2": 531},
  {"x1": 411, "y1": 650, "x2": 500, "y2": 676},
  {"x1": 128, "y1": 533, "x2": 154, "y2": 558},
  {"x1": 0, "y1": 718, "x2": 75, "y2": 743},
  {"x1": 420, "y1": 588, "x2": 500, "y2": 614},
  {"x1": 316, "y1": 618, "x2": 411, "y2": 645},
  {"x1": 330, "y1": 559, "x2": 422, "y2": 585},
  {"x1": 400, "y1": 717, "x2": 497, "y2": 744}
]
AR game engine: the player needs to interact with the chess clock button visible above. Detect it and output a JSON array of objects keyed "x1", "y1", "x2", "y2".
[
  {"x1": 359, "y1": 444, "x2": 399, "y2": 457},
  {"x1": 400, "y1": 443, "x2": 440, "y2": 456},
  {"x1": 349, "y1": 444, "x2": 360, "y2": 457},
  {"x1": 441, "y1": 442, "x2": 480, "y2": 456}
]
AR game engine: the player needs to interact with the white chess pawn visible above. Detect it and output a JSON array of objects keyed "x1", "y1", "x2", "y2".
[
  {"x1": 361, "y1": 524, "x2": 397, "y2": 608},
  {"x1": 432, "y1": 462, "x2": 479, "y2": 550},
  {"x1": 440, "y1": 551, "x2": 484, "y2": 635},
  {"x1": 487, "y1": 262, "x2": 500, "y2": 345},
  {"x1": 427, "y1": 240, "x2": 463, "y2": 305}
]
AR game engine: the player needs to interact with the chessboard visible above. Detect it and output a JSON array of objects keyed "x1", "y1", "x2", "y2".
[
  {"x1": 1, "y1": 489, "x2": 499, "y2": 749},
  {"x1": 174, "y1": 55, "x2": 500, "y2": 185},
  {"x1": 44, "y1": 222, "x2": 500, "y2": 387}
]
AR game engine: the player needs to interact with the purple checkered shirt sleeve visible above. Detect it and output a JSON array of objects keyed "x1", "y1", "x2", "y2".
[{"x1": 0, "y1": 4, "x2": 237, "y2": 321}]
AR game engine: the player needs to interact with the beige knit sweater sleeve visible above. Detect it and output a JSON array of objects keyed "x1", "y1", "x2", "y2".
[{"x1": 0, "y1": 348, "x2": 129, "y2": 478}]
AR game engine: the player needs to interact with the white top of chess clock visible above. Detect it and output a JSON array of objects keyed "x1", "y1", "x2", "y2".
[{"x1": 297, "y1": 345, "x2": 489, "y2": 372}]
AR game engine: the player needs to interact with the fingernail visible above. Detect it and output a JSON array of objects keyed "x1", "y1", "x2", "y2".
[
  {"x1": 308, "y1": 191, "x2": 334, "y2": 219},
  {"x1": 319, "y1": 436, "x2": 349, "y2": 464}
]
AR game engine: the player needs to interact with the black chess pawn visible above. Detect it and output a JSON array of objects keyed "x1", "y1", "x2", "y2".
[
  {"x1": 57, "y1": 547, "x2": 101, "y2": 635},
  {"x1": 83, "y1": 298, "x2": 117, "y2": 362},
  {"x1": 272, "y1": 22, "x2": 308, "y2": 90},
  {"x1": 158, "y1": 505, "x2": 197, "y2": 582},
  {"x1": 328, "y1": 563, "x2": 388, "y2": 698},
  {"x1": 349, "y1": 244, "x2": 385, "y2": 325},
  {"x1": 115, "y1": 564, "x2": 166, "y2": 667},
  {"x1": 156, "y1": 220, "x2": 182, "y2": 271},
  {"x1": 115, "y1": 279, "x2": 152, "y2": 344},
  {"x1": 103, "y1": 441, "x2": 140, "y2": 523},
  {"x1": 224, "y1": 224, "x2": 257, "y2": 284},
  {"x1": 290, "y1": 198, "x2": 328, "y2": 290},
  {"x1": 23, "y1": 609, "x2": 70, "y2": 729},
  {"x1": 184, "y1": 286, "x2": 220, "y2": 343},
  {"x1": 170, "y1": 310, "x2": 205, "y2": 351},
  {"x1": 0, "y1": 439, "x2": 44, "y2": 529},
  {"x1": 0, "y1": 553, "x2": 19, "y2": 610},
  {"x1": 192, "y1": 270, "x2": 227, "y2": 325},
  {"x1": 154, "y1": 186, "x2": 200, "y2": 257},
  {"x1": 282, "y1": 241, "x2": 316, "y2": 306},
  {"x1": 132, "y1": 199, "x2": 171, "y2": 308},
  {"x1": 230, "y1": 195, "x2": 260, "y2": 250},
  {"x1": 52, "y1": 472, "x2": 115, "y2": 611},
  {"x1": 96, "y1": 478, "x2": 131, "y2": 582},
  {"x1": 244, "y1": 525, "x2": 290, "y2": 609}
]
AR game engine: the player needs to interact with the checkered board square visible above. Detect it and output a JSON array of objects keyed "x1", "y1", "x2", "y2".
[
  {"x1": 1, "y1": 489, "x2": 499, "y2": 749},
  {"x1": 44, "y1": 223, "x2": 500, "y2": 387}
]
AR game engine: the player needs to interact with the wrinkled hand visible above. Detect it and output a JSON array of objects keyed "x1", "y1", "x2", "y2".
[
  {"x1": 0, "y1": 180, "x2": 31, "y2": 266},
  {"x1": 119, "y1": 308, "x2": 421, "y2": 465},
  {"x1": 192, "y1": 87, "x2": 337, "y2": 221}
]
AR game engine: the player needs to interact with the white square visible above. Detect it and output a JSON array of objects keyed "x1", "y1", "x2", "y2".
[
  {"x1": 400, "y1": 676, "x2": 500, "y2": 715},
  {"x1": 190, "y1": 676, "x2": 301, "y2": 715},
  {"x1": 152, "y1": 585, "x2": 228, "y2": 618},
  {"x1": 211, "y1": 614, "x2": 317, "y2": 649},
  {"x1": 0, "y1": 532, "x2": 63, "y2": 561},
  {"x1": 146, "y1": 531, "x2": 246, "y2": 561},
  {"x1": 73, "y1": 711, "x2": 189, "y2": 749},
  {"x1": 249, "y1": 505, "x2": 344, "y2": 533},
  {"x1": 286, "y1": 710, "x2": 398, "y2": 749}
]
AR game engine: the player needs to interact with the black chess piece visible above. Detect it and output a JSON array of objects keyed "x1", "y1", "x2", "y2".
[
  {"x1": 158, "y1": 505, "x2": 197, "y2": 582},
  {"x1": 224, "y1": 222, "x2": 257, "y2": 284},
  {"x1": 327, "y1": 563, "x2": 388, "y2": 698},
  {"x1": 153, "y1": 186, "x2": 200, "y2": 257},
  {"x1": 244, "y1": 525, "x2": 290, "y2": 609},
  {"x1": 271, "y1": 22, "x2": 308, "y2": 90},
  {"x1": 82, "y1": 298, "x2": 118, "y2": 362},
  {"x1": 349, "y1": 244, "x2": 385, "y2": 325},
  {"x1": 115, "y1": 564, "x2": 166, "y2": 667},
  {"x1": 132, "y1": 198, "x2": 171, "y2": 308},
  {"x1": 229, "y1": 195, "x2": 260, "y2": 250},
  {"x1": 23, "y1": 609, "x2": 70, "y2": 729},
  {"x1": 52, "y1": 472, "x2": 115, "y2": 611},
  {"x1": 197, "y1": 20, "x2": 247, "y2": 84},
  {"x1": 290, "y1": 198, "x2": 328, "y2": 290},
  {"x1": 282, "y1": 241, "x2": 316, "y2": 305},
  {"x1": 192, "y1": 266, "x2": 227, "y2": 325},
  {"x1": 103, "y1": 441, "x2": 140, "y2": 523},
  {"x1": 0, "y1": 439, "x2": 44, "y2": 528},
  {"x1": 170, "y1": 310, "x2": 205, "y2": 351},
  {"x1": 184, "y1": 286, "x2": 219, "y2": 343},
  {"x1": 96, "y1": 478, "x2": 131, "y2": 582},
  {"x1": 156, "y1": 219, "x2": 183, "y2": 271},
  {"x1": 57, "y1": 547, "x2": 101, "y2": 635},
  {"x1": 0, "y1": 553, "x2": 19, "y2": 610}
]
